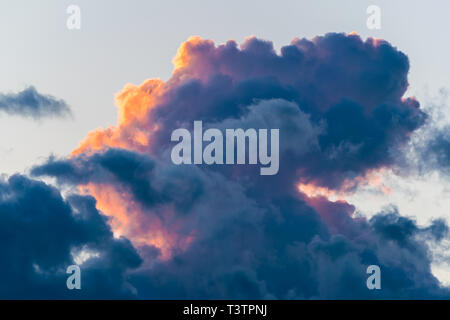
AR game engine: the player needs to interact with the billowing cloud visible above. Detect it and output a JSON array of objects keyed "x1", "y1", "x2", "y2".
[
  {"x1": 0, "y1": 86, "x2": 71, "y2": 119},
  {"x1": 33, "y1": 148, "x2": 450, "y2": 298},
  {"x1": 7, "y1": 32, "x2": 450, "y2": 298},
  {"x1": 0, "y1": 174, "x2": 141, "y2": 299},
  {"x1": 72, "y1": 33, "x2": 425, "y2": 190}
]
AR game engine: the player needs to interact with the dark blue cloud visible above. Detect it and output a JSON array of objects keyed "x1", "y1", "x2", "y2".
[
  {"x1": 0, "y1": 174, "x2": 141, "y2": 299},
  {"x1": 0, "y1": 86, "x2": 71, "y2": 119},
  {"x1": 32, "y1": 149, "x2": 450, "y2": 299}
]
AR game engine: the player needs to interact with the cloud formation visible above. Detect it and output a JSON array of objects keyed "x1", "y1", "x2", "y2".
[
  {"x1": 8, "y1": 32, "x2": 450, "y2": 298},
  {"x1": 72, "y1": 33, "x2": 425, "y2": 190},
  {"x1": 33, "y1": 148, "x2": 449, "y2": 298},
  {"x1": 0, "y1": 174, "x2": 141, "y2": 299},
  {"x1": 0, "y1": 86, "x2": 71, "y2": 119}
]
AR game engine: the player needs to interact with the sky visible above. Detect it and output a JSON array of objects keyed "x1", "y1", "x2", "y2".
[{"x1": 2, "y1": 0, "x2": 450, "y2": 298}]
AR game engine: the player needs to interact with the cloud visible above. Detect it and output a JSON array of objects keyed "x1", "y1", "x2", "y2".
[
  {"x1": 397, "y1": 89, "x2": 450, "y2": 177},
  {"x1": 0, "y1": 174, "x2": 141, "y2": 299},
  {"x1": 33, "y1": 148, "x2": 450, "y2": 298},
  {"x1": 417, "y1": 125, "x2": 450, "y2": 175},
  {"x1": 72, "y1": 33, "x2": 425, "y2": 190},
  {"x1": 0, "y1": 86, "x2": 72, "y2": 119},
  {"x1": 10, "y1": 32, "x2": 450, "y2": 298}
]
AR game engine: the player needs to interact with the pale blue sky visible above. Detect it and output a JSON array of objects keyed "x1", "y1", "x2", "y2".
[{"x1": 1, "y1": 0, "x2": 450, "y2": 174}]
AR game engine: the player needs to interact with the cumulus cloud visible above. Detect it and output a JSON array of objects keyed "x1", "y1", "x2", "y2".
[
  {"x1": 33, "y1": 148, "x2": 450, "y2": 298},
  {"x1": 72, "y1": 33, "x2": 425, "y2": 190},
  {"x1": 0, "y1": 174, "x2": 141, "y2": 299},
  {"x1": 6, "y1": 32, "x2": 450, "y2": 298},
  {"x1": 0, "y1": 86, "x2": 71, "y2": 119}
]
